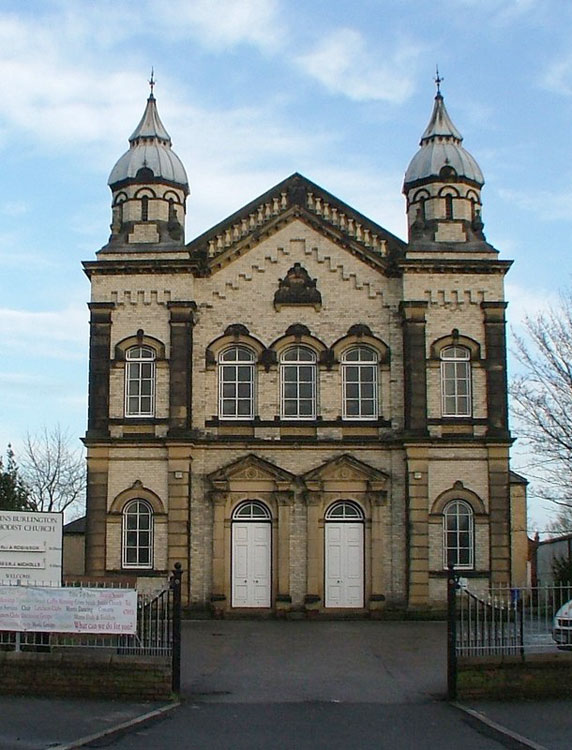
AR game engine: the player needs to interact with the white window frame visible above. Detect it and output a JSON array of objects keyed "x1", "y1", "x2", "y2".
[
  {"x1": 341, "y1": 346, "x2": 378, "y2": 420},
  {"x1": 218, "y1": 346, "x2": 256, "y2": 420},
  {"x1": 122, "y1": 499, "x2": 153, "y2": 569},
  {"x1": 232, "y1": 500, "x2": 272, "y2": 520},
  {"x1": 325, "y1": 500, "x2": 365, "y2": 521},
  {"x1": 280, "y1": 346, "x2": 317, "y2": 420},
  {"x1": 443, "y1": 499, "x2": 474, "y2": 570},
  {"x1": 440, "y1": 345, "x2": 471, "y2": 417},
  {"x1": 125, "y1": 346, "x2": 156, "y2": 417}
]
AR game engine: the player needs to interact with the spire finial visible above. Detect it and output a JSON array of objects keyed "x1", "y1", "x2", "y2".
[
  {"x1": 434, "y1": 65, "x2": 443, "y2": 95},
  {"x1": 149, "y1": 68, "x2": 156, "y2": 97}
]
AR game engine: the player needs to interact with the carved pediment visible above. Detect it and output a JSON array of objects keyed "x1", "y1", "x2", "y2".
[
  {"x1": 208, "y1": 453, "x2": 296, "y2": 490},
  {"x1": 303, "y1": 454, "x2": 389, "y2": 489}
]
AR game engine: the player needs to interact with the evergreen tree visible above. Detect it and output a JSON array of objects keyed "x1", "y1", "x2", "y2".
[{"x1": 0, "y1": 444, "x2": 31, "y2": 511}]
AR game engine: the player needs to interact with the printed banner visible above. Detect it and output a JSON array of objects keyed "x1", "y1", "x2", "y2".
[
  {"x1": 0, "y1": 586, "x2": 137, "y2": 634},
  {"x1": 0, "y1": 512, "x2": 63, "y2": 585}
]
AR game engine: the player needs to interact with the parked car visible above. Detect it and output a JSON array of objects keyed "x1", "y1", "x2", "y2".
[{"x1": 552, "y1": 599, "x2": 572, "y2": 648}]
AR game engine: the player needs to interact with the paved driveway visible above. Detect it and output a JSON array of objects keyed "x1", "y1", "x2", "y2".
[{"x1": 181, "y1": 619, "x2": 447, "y2": 704}]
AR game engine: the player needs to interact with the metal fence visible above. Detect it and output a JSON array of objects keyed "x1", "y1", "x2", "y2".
[
  {"x1": 0, "y1": 563, "x2": 183, "y2": 691},
  {"x1": 446, "y1": 564, "x2": 572, "y2": 699}
]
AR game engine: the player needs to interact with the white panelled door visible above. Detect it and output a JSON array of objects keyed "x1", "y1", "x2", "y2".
[
  {"x1": 232, "y1": 522, "x2": 271, "y2": 607},
  {"x1": 325, "y1": 522, "x2": 364, "y2": 607}
]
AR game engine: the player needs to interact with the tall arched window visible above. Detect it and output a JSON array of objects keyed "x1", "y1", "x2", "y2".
[
  {"x1": 341, "y1": 346, "x2": 378, "y2": 419},
  {"x1": 219, "y1": 346, "x2": 256, "y2": 419},
  {"x1": 445, "y1": 194, "x2": 454, "y2": 219},
  {"x1": 440, "y1": 346, "x2": 471, "y2": 417},
  {"x1": 280, "y1": 346, "x2": 317, "y2": 419},
  {"x1": 141, "y1": 195, "x2": 149, "y2": 221},
  {"x1": 123, "y1": 499, "x2": 153, "y2": 568},
  {"x1": 443, "y1": 500, "x2": 474, "y2": 569},
  {"x1": 125, "y1": 346, "x2": 156, "y2": 417}
]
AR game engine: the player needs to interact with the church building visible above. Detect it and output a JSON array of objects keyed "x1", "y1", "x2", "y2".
[{"x1": 83, "y1": 78, "x2": 528, "y2": 615}]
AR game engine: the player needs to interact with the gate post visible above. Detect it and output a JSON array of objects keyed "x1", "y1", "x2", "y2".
[
  {"x1": 170, "y1": 563, "x2": 183, "y2": 693},
  {"x1": 447, "y1": 563, "x2": 458, "y2": 701}
]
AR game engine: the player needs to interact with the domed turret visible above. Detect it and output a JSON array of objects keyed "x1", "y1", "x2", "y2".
[
  {"x1": 104, "y1": 74, "x2": 189, "y2": 251},
  {"x1": 403, "y1": 74, "x2": 486, "y2": 245}
]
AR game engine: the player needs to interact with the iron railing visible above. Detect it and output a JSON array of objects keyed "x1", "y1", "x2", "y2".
[{"x1": 447, "y1": 564, "x2": 572, "y2": 699}]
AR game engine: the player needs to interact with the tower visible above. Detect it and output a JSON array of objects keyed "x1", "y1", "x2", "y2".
[
  {"x1": 102, "y1": 75, "x2": 189, "y2": 253},
  {"x1": 403, "y1": 74, "x2": 486, "y2": 247}
]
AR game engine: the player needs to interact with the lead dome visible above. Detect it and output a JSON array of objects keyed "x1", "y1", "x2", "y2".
[
  {"x1": 404, "y1": 91, "x2": 483, "y2": 188},
  {"x1": 108, "y1": 92, "x2": 189, "y2": 190}
]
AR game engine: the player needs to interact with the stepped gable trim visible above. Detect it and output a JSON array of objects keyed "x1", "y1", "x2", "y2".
[{"x1": 186, "y1": 173, "x2": 406, "y2": 272}]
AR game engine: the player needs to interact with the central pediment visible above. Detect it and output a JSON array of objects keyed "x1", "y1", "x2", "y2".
[{"x1": 186, "y1": 173, "x2": 406, "y2": 274}]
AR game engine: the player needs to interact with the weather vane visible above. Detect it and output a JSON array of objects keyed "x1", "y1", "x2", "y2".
[
  {"x1": 435, "y1": 65, "x2": 443, "y2": 94},
  {"x1": 149, "y1": 68, "x2": 156, "y2": 95}
]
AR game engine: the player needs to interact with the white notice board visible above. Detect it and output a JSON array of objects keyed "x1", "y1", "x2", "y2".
[
  {"x1": 0, "y1": 586, "x2": 137, "y2": 634},
  {"x1": 0, "y1": 511, "x2": 63, "y2": 585}
]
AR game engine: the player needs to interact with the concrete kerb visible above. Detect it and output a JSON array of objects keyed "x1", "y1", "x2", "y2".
[
  {"x1": 51, "y1": 700, "x2": 181, "y2": 750},
  {"x1": 452, "y1": 703, "x2": 549, "y2": 750}
]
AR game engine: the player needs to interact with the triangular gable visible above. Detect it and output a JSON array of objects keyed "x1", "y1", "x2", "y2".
[
  {"x1": 208, "y1": 453, "x2": 296, "y2": 490},
  {"x1": 187, "y1": 173, "x2": 406, "y2": 274},
  {"x1": 303, "y1": 454, "x2": 389, "y2": 491}
]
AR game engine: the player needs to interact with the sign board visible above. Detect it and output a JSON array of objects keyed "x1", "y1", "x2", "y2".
[
  {"x1": 0, "y1": 586, "x2": 137, "y2": 634},
  {"x1": 0, "y1": 511, "x2": 63, "y2": 585}
]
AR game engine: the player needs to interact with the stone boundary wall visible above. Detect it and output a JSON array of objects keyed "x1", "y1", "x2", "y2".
[
  {"x1": 0, "y1": 652, "x2": 172, "y2": 700},
  {"x1": 457, "y1": 652, "x2": 572, "y2": 700}
]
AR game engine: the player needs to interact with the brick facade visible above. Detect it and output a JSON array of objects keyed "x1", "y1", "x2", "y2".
[{"x1": 83, "y1": 90, "x2": 527, "y2": 616}]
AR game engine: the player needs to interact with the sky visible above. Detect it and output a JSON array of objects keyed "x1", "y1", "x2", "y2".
[{"x1": 0, "y1": 0, "x2": 571, "y2": 532}]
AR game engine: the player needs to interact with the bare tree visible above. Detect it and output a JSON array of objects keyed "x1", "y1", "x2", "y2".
[
  {"x1": 20, "y1": 426, "x2": 85, "y2": 516},
  {"x1": 511, "y1": 290, "x2": 572, "y2": 510}
]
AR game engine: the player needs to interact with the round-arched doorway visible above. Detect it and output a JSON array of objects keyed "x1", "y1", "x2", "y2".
[
  {"x1": 324, "y1": 500, "x2": 365, "y2": 608},
  {"x1": 231, "y1": 500, "x2": 272, "y2": 607}
]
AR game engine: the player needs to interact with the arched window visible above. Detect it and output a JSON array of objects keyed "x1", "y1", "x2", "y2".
[
  {"x1": 443, "y1": 500, "x2": 474, "y2": 569},
  {"x1": 125, "y1": 346, "x2": 156, "y2": 417},
  {"x1": 341, "y1": 346, "x2": 378, "y2": 419},
  {"x1": 445, "y1": 194, "x2": 454, "y2": 219},
  {"x1": 232, "y1": 500, "x2": 272, "y2": 520},
  {"x1": 325, "y1": 500, "x2": 365, "y2": 520},
  {"x1": 280, "y1": 346, "x2": 317, "y2": 419},
  {"x1": 141, "y1": 195, "x2": 149, "y2": 221},
  {"x1": 219, "y1": 346, "x2": 256, "y2": 419},
  {"x1": 123, "y1": 499, "x2": 153, "y2": 568},
  {"x1": 440, "y1": 346, "x2": 471, "y2": 417}
]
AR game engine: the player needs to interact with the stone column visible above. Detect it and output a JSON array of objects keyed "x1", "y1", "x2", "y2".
[
  {"x1": 211, "y1": 491, "x2": 227, "y2": 603},
  {"x1": 405, "y1": 446, "x2": 430, "y2": 608},
  {"x1": 87, "y1": 302, "x2": 114, "y2": 438},
  {"x1": 400, "y1": 301, "x2": 429, "y2": 436},
  {"x1": 369, "y1": 489, "x2": 387, "y2": 609},
  {"x1": 84, "y1": 447, "x2": 109, "y2": 576},
  {"x1": 168, "y1": 301, "x2": 196, "y2": 435},
  {"x1": 488, "y1": 445, "x2": 511, "y2": 585},
  {"x1": 305, "y1": 488, "x2": 322, "y2": 608},
  {"x1": 276, "y1": 492, "x2": 292, "y2": 607},
  {"x1": 481, "y1": 301, "x2": 509, "y2": 438}
]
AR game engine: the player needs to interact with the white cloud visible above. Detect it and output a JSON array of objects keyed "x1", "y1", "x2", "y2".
[
  {"x1": 505, "y1": 282, "x2": 551, "y2": 329},
  {"x1": 1, "y1": 201, "x2": 27, "y2": 216},
  {"x1": 160, "y1": 0, "x2": 283, "y2": 51},
  {"x1": 0, "y1": 306, "x2": 87, "y2": 349},
  {"x1": 498, "y1": 187, "x2": 572, "y2": 222},
  {"x1": 295, "y1": 29, "x2": 420, "y2": 103},
  {"x1": 542, "y1": 53, "x2": 572, "y2": 96}
]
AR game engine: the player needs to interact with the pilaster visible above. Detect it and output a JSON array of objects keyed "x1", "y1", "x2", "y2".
[
  {"x1": 400, "y1": 301, "x2": 429, "y2": 436},
  {"x1": 168, "y1": 302, "x2": 196, "y2": 435},
  {"x1": 87, "y1": 302, "x2": 114, "y2": 438}
]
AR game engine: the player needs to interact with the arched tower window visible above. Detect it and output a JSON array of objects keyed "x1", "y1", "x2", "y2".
[
  {"x1": 440, "y1": 346, "x2": 471, "y2": 417},
  {"x1": 341, "y1": 346, "x2": 378, "y2": 419},
  {"x1": 280, "y1": 346, "x2": 317, "y2": 419},
  {"x1": 445, "y1": 194, "x2": 453, "y2": 220},
  {"x1": 125, "y1": 346, "x2": 156, "y2": 417},
  {"x1": 219, "y1": 346, "x2": 256, "y2": 419},
  {"x1": 141, "y1": 195, "x2": 149, "y2": 221},
  {"x1": 122, "y1": 499, "x2": 153, "y2": 569},
  {"x1": 443, "y1": 500, "x2": 474, "y2": 569}
]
